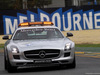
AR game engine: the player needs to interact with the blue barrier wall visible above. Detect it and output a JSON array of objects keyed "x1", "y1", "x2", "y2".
[{"x1": 0, "y1": 6, "x2": 100, "y2": 35}]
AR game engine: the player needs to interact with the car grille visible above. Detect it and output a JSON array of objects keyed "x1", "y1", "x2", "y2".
[{"x1": 24, "y1": 49, "x2": 60, "y2": 59}]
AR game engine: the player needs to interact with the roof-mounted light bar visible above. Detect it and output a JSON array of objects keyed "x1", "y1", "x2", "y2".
[{"x1": 18, "y1": 21, "x2": 54, "y2": 27}]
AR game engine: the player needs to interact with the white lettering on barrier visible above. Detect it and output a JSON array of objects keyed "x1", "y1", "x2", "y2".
[
  {"x1": 40, "y1": 13, "x2": 50, "y2": 21},
  {"x1": 63, "y1": 12, "x2": 72, "y2": 31},
  {"x1": 52, "y1": 13, "x2": 61, "y2": 30},
  {"x1": 94, "y1": 13, "x2": 100, "y2": 29},
  {"x1": 83, "y1": 12, "x2": 93, "y2": 29},
  {"x1": 19, "y1": 16, "x2": 27, "y2": 23},
  {"x1": 30, "y1": 14, "x2": 35, "y2": 22},
  {"x1": 5, "y1": 18, "x2": 18, "y2": 34},
  {"x1": 73, "y1": 14, "x2": 82, "y2": 30}
]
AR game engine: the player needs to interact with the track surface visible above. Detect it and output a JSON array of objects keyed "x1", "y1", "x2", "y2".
[{"x1": 0, "y1": 53, "x2": 100, "y2": 75}]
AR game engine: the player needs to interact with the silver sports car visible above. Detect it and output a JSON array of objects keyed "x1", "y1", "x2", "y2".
[{"x1": 3, "y1": 21, "x2": 76, "y2": 73}]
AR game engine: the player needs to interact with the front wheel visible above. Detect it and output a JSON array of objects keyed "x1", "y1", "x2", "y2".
[
  {"x1": 6, "y1": 59, "x2": 17, "y2": 73},
  {"x1": 69, "y1": 57, "x2": 76, "y2": 68},
  {"x1": 5, "y1": 54, "x2": 17, "y2": 73},
  {"x1": 60, "y1": 57, "x2": 76, "y2": 69},
  {"x1": 4, "y1": 53, "x2": 7, "y2": 70}
]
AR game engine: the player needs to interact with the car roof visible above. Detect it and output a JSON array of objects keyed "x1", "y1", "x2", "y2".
[{"x1": 16, "y1": 26, "x2": 59, "y2": 30}]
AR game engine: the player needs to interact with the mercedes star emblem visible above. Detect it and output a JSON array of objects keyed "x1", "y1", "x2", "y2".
[{"x1": 39, "y1": 51, "x2": 46, "y2": 58}]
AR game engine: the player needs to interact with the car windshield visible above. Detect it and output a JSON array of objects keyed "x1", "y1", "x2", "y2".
[{"x1": 13, "y1": 28, "x2": 64, "y2": 40}]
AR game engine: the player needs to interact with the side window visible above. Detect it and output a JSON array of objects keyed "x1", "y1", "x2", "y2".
[{"x1": 55, "y1": 29, "x2": 63, "y2": 38}]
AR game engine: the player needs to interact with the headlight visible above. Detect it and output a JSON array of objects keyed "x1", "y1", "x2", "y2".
[
  {"x1": 11, "y1": 46, "x2": 19, "y2": 53},
  {"x1": 65, "y1": 43, "x2": 71, "y2": 51}
]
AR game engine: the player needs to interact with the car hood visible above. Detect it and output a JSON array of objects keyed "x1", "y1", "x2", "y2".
[{"x1": 12, "y1": 38, "x2": 71, "y2": 51}]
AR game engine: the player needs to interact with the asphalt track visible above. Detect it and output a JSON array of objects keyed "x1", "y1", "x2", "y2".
[{"x1": 0, "y1": 53, "x2": 100, "y2": 75}]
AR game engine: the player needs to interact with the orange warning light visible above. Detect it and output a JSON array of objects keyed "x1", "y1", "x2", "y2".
[{"x1": 18, "y1": 21, "x2": 53, "y2": 27}]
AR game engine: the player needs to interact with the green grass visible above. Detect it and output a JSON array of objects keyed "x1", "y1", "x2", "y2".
[
  {"x1": 76, "y1": 44, "x2": 100, "y2": 47},
  {"x1": 0, "y1": 44, "x2": 4, "y2": 48}
]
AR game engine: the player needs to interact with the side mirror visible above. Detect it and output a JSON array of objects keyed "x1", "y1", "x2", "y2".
[
  {"x1": 2, "y1": 36, "x2": 9, "y2": 40},
  {"x1": 67, "y1": 32, "x2": 73, "y2": 37}
]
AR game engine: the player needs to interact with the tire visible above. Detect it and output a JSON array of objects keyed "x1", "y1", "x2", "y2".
[
  {"x1": 4, "y1": 51, "x2": 7, "y2": 70},
  {"x1": 4, "y1": 55, "x2": 7, "y2": 70},
  {"x1": 6, "y1": 58, "x2": 17, "y2": 73},
  {"x1": 68, "y1": 57, "x2": 76, "y2": 68},
  {"x1": 5, "y1": 52, "x2": 17, "y2": 73},
  {"x1": 60, "y1": 56, "x2": 76, "y2": 69}
]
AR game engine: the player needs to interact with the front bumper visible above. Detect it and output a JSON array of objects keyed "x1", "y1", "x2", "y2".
[
  {"x1": 8, "y1": 48, "x2": 75, "y2": 67},
  {"x1": 10, "y1": 56, "x2": 74, "y2": 67}
]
